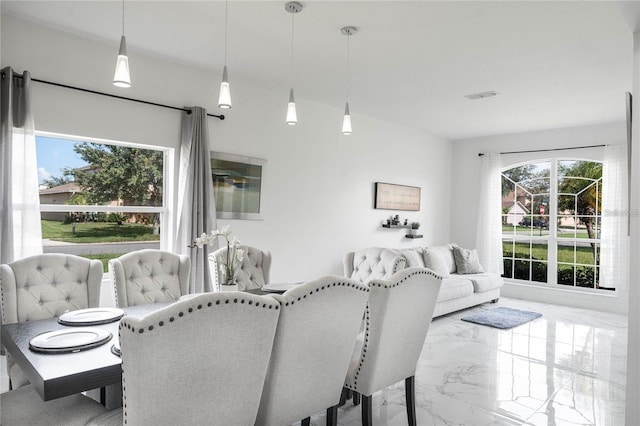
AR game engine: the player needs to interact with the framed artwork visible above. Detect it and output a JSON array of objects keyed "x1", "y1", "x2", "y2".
[
  {"x1": 210, "y1": 152, "x2": 266, "y2": 220},
  {"x1": 374, "y1": 182, "x2": 421, "y2": 211}
]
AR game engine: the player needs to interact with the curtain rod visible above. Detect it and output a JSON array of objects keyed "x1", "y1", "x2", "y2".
[
  {"x1": 478, "y1": 144, "x2": 605, "y2": 157},
  {"x1": 4, "y1": 71, "x2": 225, "y2": 120}
]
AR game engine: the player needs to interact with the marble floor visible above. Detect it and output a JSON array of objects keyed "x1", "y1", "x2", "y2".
[{"x1": 306, "y1": 297, "x2": 628, "y2": 426}]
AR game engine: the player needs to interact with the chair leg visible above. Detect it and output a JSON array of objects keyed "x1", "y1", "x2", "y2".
[
  {"x1": 353, "y1": 391, "x2": 361, "y2": 406},
  {"x1": 339, "y1": 387, "x2": 351, "y2": 406},
  {"x1": 361, "y1": 394, "x2": 372, "y2": 426},
  {"x1": 326, "y1": 405, "x2": 338, "y2": 426},
  {"x1": 301, "y1": 417, "x2": 311, "y2": 426},
  {"x1": 405, "y1": 376, "x2": 416, "y2": 426}
]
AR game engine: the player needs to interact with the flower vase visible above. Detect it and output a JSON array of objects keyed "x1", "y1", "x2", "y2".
[{"x1": 220, "y1": 282, "x2": 238, "y2": 292}]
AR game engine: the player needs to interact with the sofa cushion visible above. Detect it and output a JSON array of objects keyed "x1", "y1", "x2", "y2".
[
  {"x1": 464, "y1": 273, "x2": 504, "y2": 293},
  {"x1": 452, "y1": 246, "x2": 484, "y2": 274},
  {"x1": 423, "y1": 245, "x2": 457, "y2": 275},
  {"x1": 350, "y1": 248, "x2": 406, "y2": 283},
  {"x1": 397, "y1": 248, "x2": 426, "y2": 268},
  {"x1": 436, "y1": 277, "x2": 474, "y2": 302}
]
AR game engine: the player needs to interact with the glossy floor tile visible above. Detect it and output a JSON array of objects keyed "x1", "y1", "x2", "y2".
[{"x1": 304, "y1": 297, "x2": 627, "y2": 426}]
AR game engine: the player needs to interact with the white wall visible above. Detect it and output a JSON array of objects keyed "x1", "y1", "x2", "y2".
[
  {"x1": 1, "y1": 15, "x2": 452, "y2": 283},
  {"x1": 451, "y1": 122, "x2": 629, "y2": 314}
]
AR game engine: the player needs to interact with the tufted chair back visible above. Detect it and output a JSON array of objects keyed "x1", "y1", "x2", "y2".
[
  {"x1": 256, "y1": 276, "x2": 370, "y2": 426},
  {"x1": 343, "y1": 247, "x2": 407, "y2": 284},
  {"x1": 344, "y1": 267, "x2": 442, "y2": 424},
  {"x1": 0, "y1": 253, "x2": 103, "y2": 324},
  {"x1": 109, "y1": 250, "x2": 190, "y2": 308},
  {"x1": 209, "y1": 245, "x2": 271, "y2": 291},
  {"x1": 88, "y1": 292, "x2": 280, "y2": 426},
  {"x1": 0, "y1": 253, "x2": 103, "y2": 389}
]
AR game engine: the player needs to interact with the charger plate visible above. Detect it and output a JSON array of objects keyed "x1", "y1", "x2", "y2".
[
  {"x1": 58, "y1": 307, "x2": 125, "y2": 326},
  {"x1": 29, "y1": 328, "x2": 112, "y2": 354}
]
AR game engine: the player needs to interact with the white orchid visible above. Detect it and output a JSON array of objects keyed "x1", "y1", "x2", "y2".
[{"x1": 189, "y1": 226, "x2": 244, "y2": 286}]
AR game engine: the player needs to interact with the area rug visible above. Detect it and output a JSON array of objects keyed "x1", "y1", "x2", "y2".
[{"x1": 461, "y1": 307, "x2": 542, "y2": 329}]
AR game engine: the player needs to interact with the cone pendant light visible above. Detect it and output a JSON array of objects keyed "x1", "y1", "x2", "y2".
[
  {"x1": 341, "y1": 26, "x2": 357, "y2": 135},
  {"x1": 218, "y1": 0, "x2": 232, "y2": 109},
  {"x1": 285, "y1": 2, "x2": 303, "y2": 125},
  {"x1": 113, "y1": 0, "x2": 131, "y2": 88}
]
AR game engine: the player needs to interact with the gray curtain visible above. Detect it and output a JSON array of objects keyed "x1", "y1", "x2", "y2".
[
  {"x1": 175, "y1": 106, "x2": 217, "y2": 293},
  {"x1": 1, "y1": 67, "x2": 42, "y2": 264}
]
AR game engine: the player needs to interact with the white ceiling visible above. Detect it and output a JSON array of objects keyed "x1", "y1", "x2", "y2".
[{"x1": 1, "y1": 1, "x2": 634, "y2": 140}]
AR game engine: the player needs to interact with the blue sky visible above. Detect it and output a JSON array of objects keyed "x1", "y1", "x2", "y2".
[{"x1": 36, "y1": 136, "x2": 88, "y2": 184}]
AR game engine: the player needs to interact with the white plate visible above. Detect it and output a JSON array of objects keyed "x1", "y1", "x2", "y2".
[
  {"x1": 29, "y1": 328, "x2": 112, "y2": 354},
  {"x1": 262, "y1": 283, "x2": 301, "y2": 293},
  {"x1": 58, "y1": 308, "x2": 125, "y2": 326}
]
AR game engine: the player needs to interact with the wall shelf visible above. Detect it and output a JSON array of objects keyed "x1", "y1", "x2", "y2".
[
  {"x1": 405, "y1": 234, "x2": 423, "y2": 239},
  {"x1": 381, "y1": 224, "x2": 410, "y2": 229}
]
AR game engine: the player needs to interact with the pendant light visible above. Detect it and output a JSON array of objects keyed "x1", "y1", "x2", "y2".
[
  {"x1": 113, "y1": 0, "x2": 131, "y2": 88},
  {"x1": 218, "y1": 0, "x2": 232, "y2": 109},
  {"x1": 341, "y1": 26, "x2": 357, "y2": 135},
  {"x1": 285, "y1": 2, "x2": 303, "y2": 126}
]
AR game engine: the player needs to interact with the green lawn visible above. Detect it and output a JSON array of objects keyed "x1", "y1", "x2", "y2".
[
  {"x1": 84, "y1": 253, "x2": 124, "y2": 272},
  {"x1": 42, "y1": 220, "x2": 160, "y2": 243},
  {"x1": 504, "y1": 241, "x2": 597, "y2": 265}
]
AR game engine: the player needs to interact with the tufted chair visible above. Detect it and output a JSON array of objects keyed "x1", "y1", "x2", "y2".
[
  {"x1": 109, "y1": 249, "x2": 190, "y2": 308},
  {"x1": 1, "y1": 384, "x2": 107, "y2": 426},
  {"x1": 0, "y1": 253, "x2": 103, "y2": 388},
  {"x1": 344, "y1": 267, "x2": 443, "y2": 426},
  {"x1": 87, "y1": 292, "x2": 281, "y2": 426},
  {"x1": 256, "y1": 276, "x2": 370, "y2": 426},
  {"x1": 209, "y1": 245, "x2": 272, "y2": 290},
  {"x1": 343, "y1": 247, "x2": 406, "y2": 284}
]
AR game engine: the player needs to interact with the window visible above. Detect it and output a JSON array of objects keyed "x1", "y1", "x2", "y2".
[
  {"x1": 501, "y1": 159, "x2": 605, "y2": 291},
  {"x1": 36, "y1": 133, "x2": 168, "y2": 271}
]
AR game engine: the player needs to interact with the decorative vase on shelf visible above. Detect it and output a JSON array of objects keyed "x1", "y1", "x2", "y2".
[{"x1": 410, "y1": 229, "x2": 418, "y2": 236}]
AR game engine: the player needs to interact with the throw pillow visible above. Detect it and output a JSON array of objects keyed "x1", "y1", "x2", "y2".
[
  {"x1": 400, "y1": 249, "x2": 424, "y2": 268},
  {"x1": 452, "y1": 246, "x2": 484, "y2": 274},
  {"x1": 423, "y1": 249, "x2": 450, "y2": 277}
]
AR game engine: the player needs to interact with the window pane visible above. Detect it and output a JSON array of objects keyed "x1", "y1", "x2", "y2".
[
  {"x1": 557, "y1": 241, "x2": 576, "y2": 263},
  {"x1": 502, "y1": 240, "x2": 514, "y2": 257},
  {"x1": 575, "y1": 266, "x2": 596, "y2": 289},
  {"x1": 42, "y1": 211, "x2": 161, "y2": 271},
  {"x1": 37, "y1": 137, "x2": 163, "y2": 208},
  {"x1": 502, "y1": 259, "x2": 513, "y2": 279},
  {"x1": 557, "y1": 264, "x2": 575, "y2": 286},
  {"x1": 557, "y1": 215, "x2": 576, "y2": 238},
  {"x1": 576, "y1": 216, "x2": 597, "y2": 239},
  {"x1": 531, "y1": 241, "x2": 548, "y2": 261},
  {"x1": 514, "y1": 260, "x2": 530, "y2": 280},
  {"x1": 531, "y1": 261, "x2": 547, "y2": 283}
]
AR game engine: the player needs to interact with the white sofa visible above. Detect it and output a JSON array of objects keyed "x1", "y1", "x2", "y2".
[{"x1": 343, "y1": 245, "x2": 503, "y2": 317}]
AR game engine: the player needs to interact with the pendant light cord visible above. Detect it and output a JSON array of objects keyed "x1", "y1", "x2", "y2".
[
  {"x1": 223, "y1": 0, "x2": 228, "y2": 66},
  {"x1": 290, "y1": 12, "x2": 295, "y2": 86},
  {"x1": 346, "y1": 32, "x2": 350, "y2": 101},
  {"x1": 121, "y1": 0, "x2": 125, "y2": 36}
]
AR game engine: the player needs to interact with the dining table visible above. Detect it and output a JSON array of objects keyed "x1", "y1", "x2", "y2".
[
  {"x1": 1, "y1": 303, "x2": 171, "y2": 408},
  {"x1": 1, "y1": 285, "x2": 300, "y2": 409}
]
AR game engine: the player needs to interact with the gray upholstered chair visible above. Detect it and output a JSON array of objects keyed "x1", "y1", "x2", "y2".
[
  {"x1": 0, "y1": 384, "x2": 107, "y2": 426},
  {"x1": 255, "y1": 276, "x2": 370, "y2": 426},
  {"x1": 0, "y1": 253, "x2": 103, "y2": 389},
  {"x1": 87, "y1": 291, "x2": 280, "y2": 426},
  {"x1": 109, "y1": 249, "x2": 190, "y2": 307},
  {"x1": 344, "y1": 267, "x2": 443, "y2": 426},
  {"x1": 209, "y1": 245, "x2": 271, "y2": 290}
]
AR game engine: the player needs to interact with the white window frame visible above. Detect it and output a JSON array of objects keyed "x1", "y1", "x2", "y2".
[
  {"x1": 36, "y1": 131, "x2": 174, "y2": 252},
  {"x1": 501, "y1": 158, "x2": 607, "y2": 294}
]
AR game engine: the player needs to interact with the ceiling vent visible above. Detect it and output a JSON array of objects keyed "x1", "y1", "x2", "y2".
[{"x1": 465, "y1": 91, "x2": 498, "y2": 100}]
